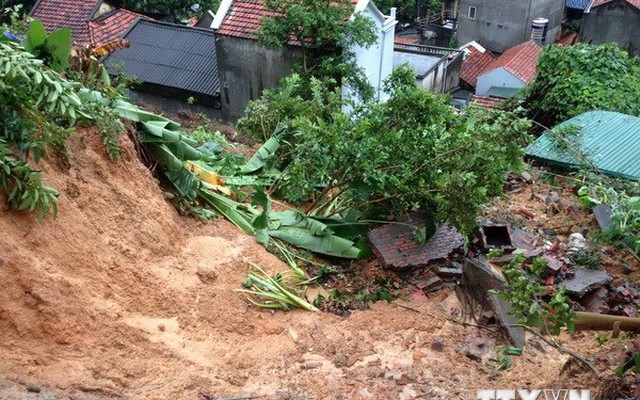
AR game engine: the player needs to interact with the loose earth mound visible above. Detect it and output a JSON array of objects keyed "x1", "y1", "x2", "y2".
[{"x1": 0, "y1": 129, "x2": 602, "y2": 399}]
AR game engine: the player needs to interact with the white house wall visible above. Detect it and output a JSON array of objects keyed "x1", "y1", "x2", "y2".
[
  {"x1": 476, "y1": 67, "x2": 524, "y2": 96},
  {"x1": 342, "y1": 1, "x2": 396, "y2": 104}
]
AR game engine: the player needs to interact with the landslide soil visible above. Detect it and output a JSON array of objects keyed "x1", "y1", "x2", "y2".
[{"x1": 0, "y1": 129, "x2": 616, "y2": 399}]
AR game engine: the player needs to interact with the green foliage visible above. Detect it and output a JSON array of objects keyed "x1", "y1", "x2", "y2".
[
  {"x1": 0, "y1": 42, "x2": 80, "y2": 218},
  {"x1": 239, "y1": 262, "x2": 318, "y2": 311},
  {"x1": 488, "y1": 346, "x2": 522, "y2": 371},
  {"x1": 114, "y1": 101, "x2": 362, "y2": 258},
  {"x1": 0, "y1": 4, "x2": 31, "y2": 34},
  {"x1": 0, "y1": 42, "x2": 82, "y2": 123},
  {"x1": 246, "y1": 67, "x2": 531, "y2": 235},
  {"x1": 578, "y1": 183, "x2": 640, "y2": 255},
  {"x1": 498, "y1": 254, "x2": 576, "y2": 335},
  {"x1": 0, "y1": 38, "x2": 126, "y2": 217},
  {"x1": 0, "y1": 139, "x2": 58, "y2": 218},
  {"x1": 22, "y1": 19, "x2": 72, "y2": 72},
  {"x1": 519, "y1": 43, "x2": 640, "y2": 127},
  {"x1": 237, "y1": 74, "x2": 342, "y2": 142},
  {"x1": 616, "y1": 352, "x2": 640, "y2": 378},
  {"x1": 257, "y1": 0, "x2": 377, "y2": 100}
]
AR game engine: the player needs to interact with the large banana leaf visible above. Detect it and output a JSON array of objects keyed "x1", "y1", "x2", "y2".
[
  {"x1": 146, "y1": 143, "x2": 183, "y2": 171},
  {"x1": 239, "y1": 136, "x2": 280, "y2": 175},
  {"x1": 198, "y1": 189, "x2": 256, "y2": 235},
  {"x1": 268, "y1": 226, "x2": 361, "y2": 258},
  {"x1": 114, "y1": 101, "x2": 181, "y2": 130},
  {"x1": 165, "y1": 168, "x2": 199, "y2": 199}
]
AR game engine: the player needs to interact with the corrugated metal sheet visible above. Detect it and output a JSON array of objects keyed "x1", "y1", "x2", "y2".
[
  {"x1": 566, "y1": 0, "x2": 590, "y2": 9},
  {"x1": 106, "y1": 19, "x2": 219, "y2": 98},
  {"x1": 526, "y1": 111, "x2": 640, "y2": 180}
]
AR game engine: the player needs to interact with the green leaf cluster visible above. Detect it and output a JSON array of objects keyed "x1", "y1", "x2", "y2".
[
  {"x1": 519, "y1": 43, "x2": 640, "y2": 127},
  {"x1": 22, "y1": 20, "x2": 72, "y2": 72},
  {"x1": 499, "y1": 254, "x2": 575, "y2": 335},
  {"x1": 578, "y1": 182, "x2": 640, "y2": 255},
  {"x1": 0, "y1": 139, "x2": 58, "y2": 218},
  {"x1": 121, "y1": 0, "x2": 221, "y2": 22}
]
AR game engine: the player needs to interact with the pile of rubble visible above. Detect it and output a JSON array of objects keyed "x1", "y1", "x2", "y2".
[{"x1": 368, "y1": 208, "x2": 640, "y2": 345}]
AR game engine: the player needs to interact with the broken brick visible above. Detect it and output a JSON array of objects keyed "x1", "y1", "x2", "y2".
[
  {"x1": 368, "y1": 211, "x2": 464, "y2": 269},
  {"x1": 436, "y1": 266, "x2": 463, "y2": 280},
  {"x1": 593, "y1": 204, "x2": 613, "y2": 233},
  {"x1": 563, "y1": 268, "x2": 611, "y2": 297}
]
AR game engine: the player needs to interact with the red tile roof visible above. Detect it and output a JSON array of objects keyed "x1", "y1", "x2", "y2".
[
  {"x1": 481, "y1": 40, "x2": 541, "y2": 83},
  {"x1": 459, "y1": 42, "x2": 496, "y2": 87},
  {"x1": 394, "y1": 36, "x2": 418, "y2": 44},
  {"x1": 31, "y1": 0, "x2": 146, "y2": 46},
  {"x1": 31, "y1": 0, "x2": 98, "y2": 45},
  {"x1": 591, "y1": 0, "x2": 640, "y2": 9},
  {"x1": 89, "y1": 9, "x2": 144, "y2": 46},
  {"x1": 217, "y1": 0, "x2": 360, "y2": 40},
  {"x1": 216, "y1": 0, "x2": 276, "y2": 39},
  {"x1": 469, "y1": 95, "x2": 504, "y2": 109}
]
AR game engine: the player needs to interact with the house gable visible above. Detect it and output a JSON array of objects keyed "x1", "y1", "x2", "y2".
[
  {"x1": 581, "y1": 0, "x2": 640, "y2": 55},
  {"x1": 588, "y1": 0, "x2": 640, "y2": 11},
  {"x1": 476, "y1": 67, "x2": 525, "y2": 96}
]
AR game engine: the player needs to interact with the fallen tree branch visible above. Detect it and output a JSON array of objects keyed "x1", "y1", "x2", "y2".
[
  {"x1": 200, "y1": 393, "x2": 265, "y2": 400},
  {"x1": 512, "y1": 324, "x2": 598, "y2": 374}
]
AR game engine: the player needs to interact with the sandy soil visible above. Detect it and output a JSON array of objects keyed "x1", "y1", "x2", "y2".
[{"x1": 0, "y1": 130, "x2": 621, "y2": 399}]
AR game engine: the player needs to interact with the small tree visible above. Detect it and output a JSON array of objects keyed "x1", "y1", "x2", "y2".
[{"x1": 257, "y1": 0, "x2": 377, "y2": 99}]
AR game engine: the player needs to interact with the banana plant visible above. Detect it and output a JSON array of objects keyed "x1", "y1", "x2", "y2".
[{"x1": 110, "y1": 100, "x2": 361, "y2": 258}]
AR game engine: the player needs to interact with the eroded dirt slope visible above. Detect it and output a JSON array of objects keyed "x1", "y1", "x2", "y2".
[{"x1": 0, "y1": 130, "x2": 603, "y2": 399}]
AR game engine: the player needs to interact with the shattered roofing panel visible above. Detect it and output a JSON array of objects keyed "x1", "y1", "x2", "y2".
[
  {"x1": 106, "y1": 19, "x2": 220, "y2": 97},
  {"x1": 526, "y1": 111, "x2": 640, "y2": 180}
]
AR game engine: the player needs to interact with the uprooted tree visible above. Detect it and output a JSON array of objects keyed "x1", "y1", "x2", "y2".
[{"x1": 239, "y1": 65, "x2": 533, "y2": 236}]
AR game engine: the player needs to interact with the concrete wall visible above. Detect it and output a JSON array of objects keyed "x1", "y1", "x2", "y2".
[
  {"x1": 580, "y1": 0, "x2": 640, "y2": 57},
  {"x1": 476, "y1": 67, "x2": 525, "y2": 96},
  {"x1": 458, "y1": 0, "x2": 563, "y2": 53},
  {"x1": 215, "y1": 36, "x2": 301, "y2": 122},
  {"x1": 418, "y1": 52, "x2": 463, "y2": 93}
]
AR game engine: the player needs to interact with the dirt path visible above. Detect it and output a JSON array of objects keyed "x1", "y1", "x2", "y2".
[{"x1": 0, "y1": 130, "x2": 609, "y2": 399}]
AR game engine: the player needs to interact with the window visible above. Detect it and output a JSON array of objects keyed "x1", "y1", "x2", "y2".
[{"x1": 468, "y1": 6, "x2": 477, "y2": 20}]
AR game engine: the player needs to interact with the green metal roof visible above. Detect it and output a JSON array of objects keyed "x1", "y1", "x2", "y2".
[
  {"x1": 486, "y1": 86, "x2": 520, "y2": 98},
  {"x1": 526, "y1": 111, "x2": 640, "y2": 180}
]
